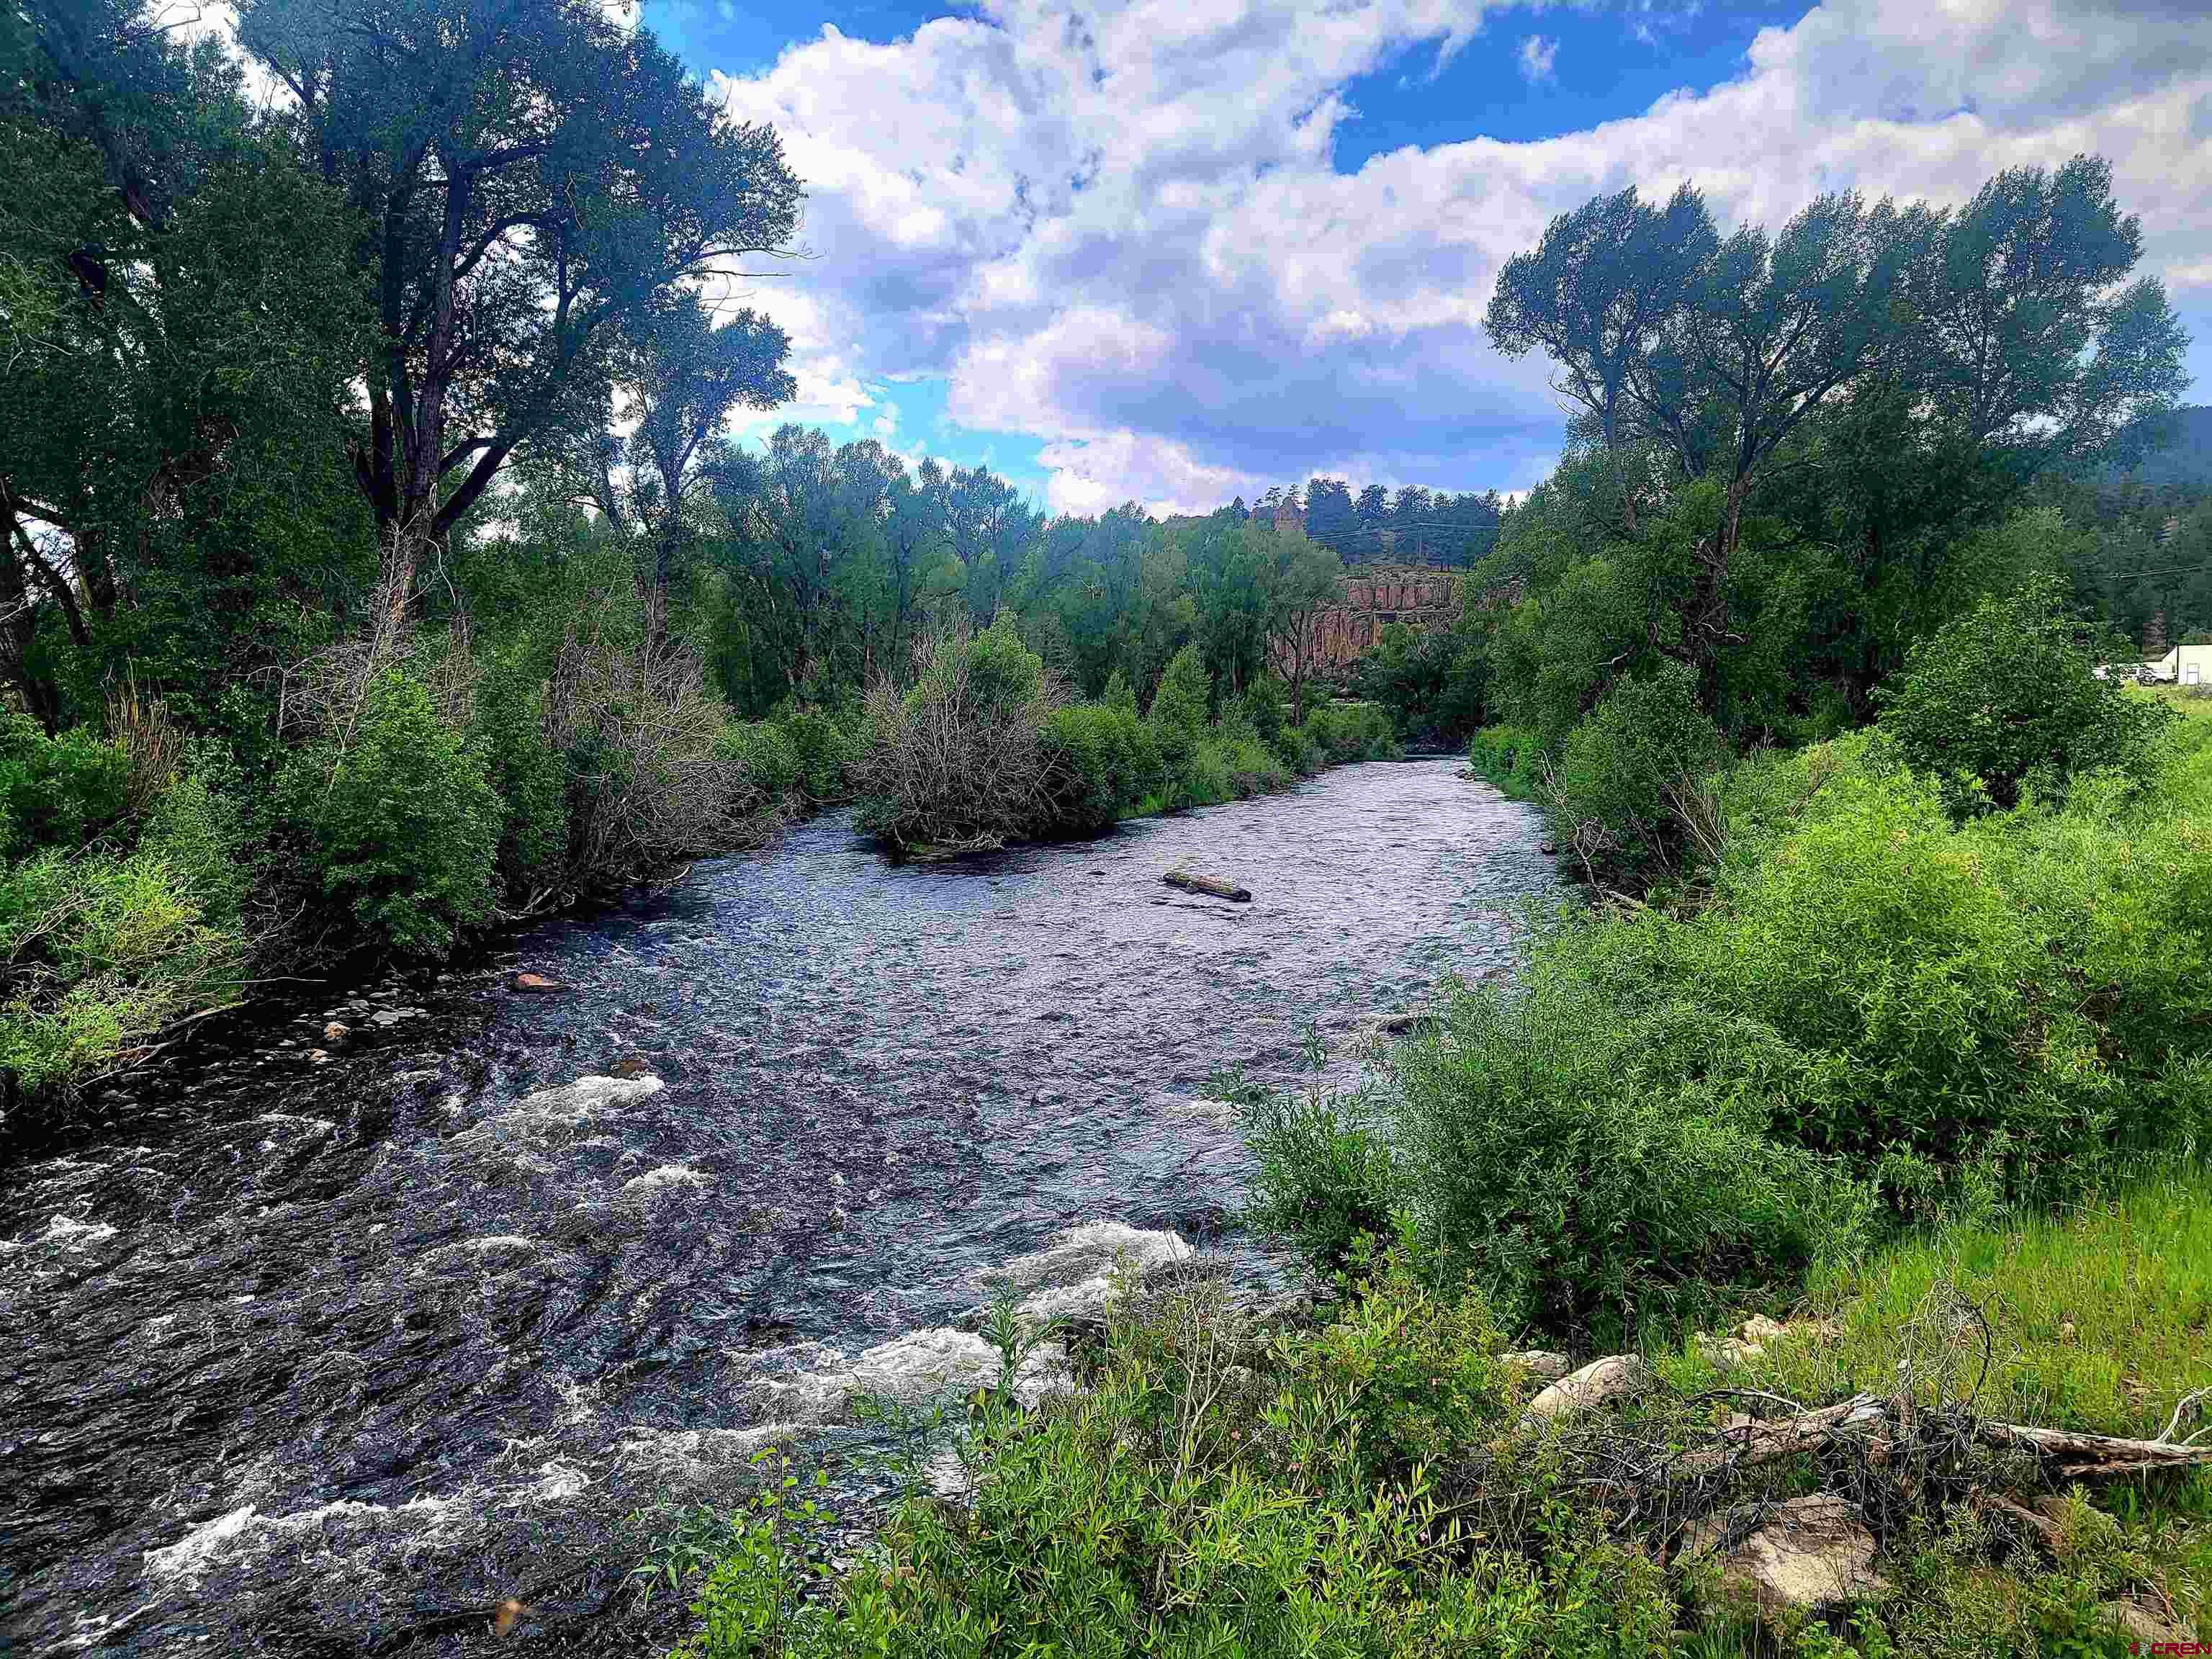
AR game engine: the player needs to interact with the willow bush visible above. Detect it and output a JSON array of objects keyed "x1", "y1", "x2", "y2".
[
  {"x1": 852, "y1": 621, "x2": 1061, "y2": 852},
  {"x1": 1256, "y1": 709, "x2": 2212, "y2": 1339}
]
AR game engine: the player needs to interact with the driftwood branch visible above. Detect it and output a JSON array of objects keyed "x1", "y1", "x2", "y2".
[{"x1": 1163, "y1": 868, "x2": 1251, "y2": 903}]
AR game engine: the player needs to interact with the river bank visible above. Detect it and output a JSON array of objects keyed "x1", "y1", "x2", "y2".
[{"x1": 0, "y1": 760, "x2": 1553, "y2": 1655}]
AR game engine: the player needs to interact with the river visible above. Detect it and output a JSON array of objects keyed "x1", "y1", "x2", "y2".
[{"x1": 0, "y1": 759, "x2": 1553, "y2": 1655}]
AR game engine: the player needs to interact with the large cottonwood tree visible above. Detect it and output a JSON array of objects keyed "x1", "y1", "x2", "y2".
[{"x1": 238, "y1": 0, "x2": 804, "y2": 588}]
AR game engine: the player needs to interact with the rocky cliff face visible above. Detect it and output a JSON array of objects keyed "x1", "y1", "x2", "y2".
[{"x1": 1282, "y1": 566, "x2": 1462, "y2": 673}]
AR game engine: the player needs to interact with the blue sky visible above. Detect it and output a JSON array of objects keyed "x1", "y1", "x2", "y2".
[{"x1": 642, "y1": 0, "x2": 2211, "y2": 517}]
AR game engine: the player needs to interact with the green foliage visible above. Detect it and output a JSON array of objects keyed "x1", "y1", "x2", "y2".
[
  {"x1": 1551, "y1": 662, "x2": 1728, "y2": 878},
  {"x1": 718, "y1": 719, "x2": 804, "y2": 814},
  {"x1": 1213, "y1": 728, "x2": 1295, "y2": 799},
  {"x1": 475, "y1": 670, "x2": 567, "y2": 899},
  {"x1": 0, "y1": 714, "x2": 131, "y2": 857},
  {"x1": 1465, "y1": 724, "x2": 1545, "y2": 799},
  {"x1": 278, "y1": 671, "x2": 499, "y2": 961},
  {"x1": 1241, "y1": 1084, "x2": 1398, "y2": 1269},
  {"x1": 1877, "y1": 577, "x2": 2173, "y2": 811},
  {"x1": 1298, "y1": 701, "x2": 1399, "y2": 765},
  {"x1": 667, "y1": 1453, "x2": 840, "y2": 1653},
  {"x1": 769, "y1": 706, "x2": 855, "y2": 805},
  {"x1": 1146, "y1": 639, "x2": 1212, "y2": 763},
  {"x1": 1352, "y1": 624, "x2": 1490, "y2": 747},
  {"x1": 1038, "y1": 703, "x2": 1159, "y2": 835},
  {"x1": 0, "y1": 765, "x2": 248, "y2": 1094},
  {"x1": 1375, "y1": 944, "x2": 1874, "y2": 1338}
]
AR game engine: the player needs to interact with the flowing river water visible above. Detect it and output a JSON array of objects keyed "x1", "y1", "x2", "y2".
[{"x1": 0, "y1": 759, "x2": 1555, "y2": 1656}]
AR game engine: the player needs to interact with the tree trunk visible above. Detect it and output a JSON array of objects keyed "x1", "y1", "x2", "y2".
[
  {"x1": 0, "y1": 516, "x2": 62, "y2": 734},
  {"x1": 1683, "y1": 475, "x2": 1746, "y2": 696}
]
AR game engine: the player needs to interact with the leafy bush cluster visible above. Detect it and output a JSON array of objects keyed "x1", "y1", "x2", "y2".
[
  {"x1": 1258, "y1": 686, "x2": 2212, "y2": 1339},
  {"x1": 1464, "y1": 723, "x2": 1544, "y2": 799},
  {"x1": 852, "y1": 631, "x2": 1398, "y2": 852},
  {"x1": 1876, "y1": 577, "x2": 2173, "y2": 814},
  {"x1": 0, "y1": 739, "x2": 250, "y2": 1099}
]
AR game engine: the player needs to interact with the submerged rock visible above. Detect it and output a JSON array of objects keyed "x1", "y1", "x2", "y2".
[
  {"x1": 512, "y1": 972, "x2": 567, "y2": 994},
  {"x1": 321, "y1": 1021, "x2": 351, "y2": 1049}
]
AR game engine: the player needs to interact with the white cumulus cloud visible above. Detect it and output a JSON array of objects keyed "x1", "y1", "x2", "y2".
[{"x1": 709, "y1": 0, "x2": 2212, "y2": 513}]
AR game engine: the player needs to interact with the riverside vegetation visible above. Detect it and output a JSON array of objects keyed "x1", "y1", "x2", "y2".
[
  {"x1": 0, "y1": 0, "x2": 1398, "y2": 1119},
  {"x1": 13, "y1": 1, "x2": 2212, "y2": 1650},
  {"x1": 660, "y1": 168, "x2": 2212, "y2": 1655}
]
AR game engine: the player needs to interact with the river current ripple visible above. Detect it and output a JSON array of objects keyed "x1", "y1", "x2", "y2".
[{"x1": 0, "y1": 760, "x2": 1554, "y2": 1655}]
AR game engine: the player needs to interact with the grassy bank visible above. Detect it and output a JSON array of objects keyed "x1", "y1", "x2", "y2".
[{"x1": 665, "y1": 1180, "x2": 2211, "y2": 1657}]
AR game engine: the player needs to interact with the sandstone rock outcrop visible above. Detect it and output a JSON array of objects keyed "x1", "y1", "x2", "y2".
[{"x1": 1277, "y1": 565, "x2": 1465, "y2": 675}]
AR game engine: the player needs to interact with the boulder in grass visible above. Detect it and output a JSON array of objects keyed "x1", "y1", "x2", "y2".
[
  {"x1": 1503, "y1": 1349, "x2": 1573, "y2": 1383},
  {"x1": 1679, "y1": 1494, "x2": 1889, "y2": 1614},
  {"x1": 1524, "y1": 1354, "x2": 1647, "y2": 1421}
]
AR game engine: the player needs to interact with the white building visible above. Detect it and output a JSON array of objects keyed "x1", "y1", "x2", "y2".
[{"x1": 2136, "y1": 643, "x2": 2212, "y2": 685}]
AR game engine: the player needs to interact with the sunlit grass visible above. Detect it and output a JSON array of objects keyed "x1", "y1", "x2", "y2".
[{"x1": 1655, "y1": 1161, "x2": 2212, "y2": 1442}]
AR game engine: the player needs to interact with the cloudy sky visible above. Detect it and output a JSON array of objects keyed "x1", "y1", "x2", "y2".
[{"x1": 637, "y1": 0, "x2": 2212, "y2": 516}]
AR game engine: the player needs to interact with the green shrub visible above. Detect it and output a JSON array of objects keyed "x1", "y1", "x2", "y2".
[
  {"x1": 1268, "y1": 719, "x2": 1323, "y2": 777},
  {"x1": 1550, "y1": 661, "x2": 1727, "y2": 879},
  {"x1": 1681, "y1": 751, "x2": 2212, "y2": 1192},
  {"x1": 1375, "y1": 940, "x2": 1874, "y2": 1339},
  {"x1": 1877, "y1": 576, "x2": 2172, "y2": 813},
  {"x1": 279, "y1": 670, "x2": 499, "y2": 960},
  {"x1": 1466, "y1": 723, "x2": 1545, "y2": 799},
  {"x1": 768, "y1": 706, "x2": 855, "y2": 805},
  {"x1": 1237, "y1": 674, "x2": 1288, "y2": 752},
  {"x1": 0, "y1": 766, "x2": 250, "y2": 1095},
  {"x1": 1146, "y1": 641, "x2": 1211, "y2": 771},
  {"x1": 1218, "y1": 730, "x2": 1293, "y2": 798},
  {"x1": 1301, "y1": 701, "x2": 1397, "y2": 764},
  {"x1": 717, "y1": 719, "x2": 804, "y2": 814},
  {"x1": 1174, "y1": 736, "x2": 1233, "y2": 808},
  {"x1": 0, "y1": 713, "x2": 131, "y2": 856},
  {"x1": 1350, "y1": 624, "x2": 1489, "y2": 747},
  {"x1": 1243, "y1": 1084, "x2": 1398, "y2": 1269},
  {"x1": 476, "y1": 672, "x2": 568, "y2": 899},
  {"x1": 1038, "y1": 702, "x2": 1158, "y2": 834}
]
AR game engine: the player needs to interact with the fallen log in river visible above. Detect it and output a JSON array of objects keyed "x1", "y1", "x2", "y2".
[{"x1": 1163, "y1": 868, "x2": 1251, "y2": 902}]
